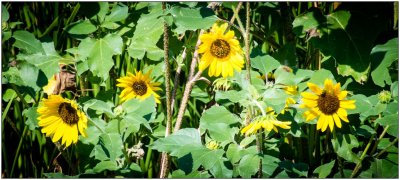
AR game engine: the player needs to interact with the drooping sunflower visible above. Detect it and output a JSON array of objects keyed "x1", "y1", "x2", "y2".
[
  {"x1": 43, "y1": 75, "x2": 58, "y2": 95},
  {"x1": 116, "y1": 70, "x2": 162, "y2": 103},
  {"x1": 300, "y1": 79, "x2": 356, "y2": 132},
  {"x1": 241, "y1": 114, "x2": 292, "y2": 136},
  {"x1": 198, "y1": 23, "x2": 244, "y2": 77},
  {"x1": 37, "y1": 95, "x2": 88, "y2": 147}
]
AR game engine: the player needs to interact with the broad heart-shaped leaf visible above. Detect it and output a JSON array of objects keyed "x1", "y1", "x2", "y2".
[
  {"x1": 85, "y1": 34, "x2": 123, "y2": 80},
  {"x1": 190, "y1": 148, "x2": 225, "y2": 172},
  {"x1": 262, "y1": 155, "x2": 280, "y2": 177},
  {"x1": 331, "y1": 134, "x2": 360, "y2": 164},
  {"x1": 292, "y1": 9, "x2": 325, "y2": 37},
  {"x1": 238, "y1": 154, "x2": 261, "y2": 178},
  {"x1": 22, "y1": 107, "x2": 38, "y2": 131},
  {"x1": 370, "y1": 38, "x2": 399, "y2": 87},
  {"x1": 2, "y1": 4, "x2": 9, "y2": 22},
  {"x1": 375, "y1": 113, "x2": 398, "y2": 138},
  {"x1": 278, "y1": 161, "x2": 309, "y2": 178},
  {"x1": 199, "y1": 106, "x2": 241, "y2": 143},
  {"x1": 93, "y1": 160, "x2": 119, "y2": 173},
  {"x1": 351, "y1": 94, "x2": 387, "y2": 120},
  {"x1": 25, "y1": 53, "x2": 62, "y2": 79},
  {"x1": 104, "y1": 3, "x2": 128, "y2": 22},
  {"x1": 90, "y1": 132, "x2": 123, "y2": 161},
  {"x1": 309, "y1": 11, "x2": 383, "y2": 83},
  {"x1": 250, "y1": 49, "x2": 281, "y2": 75},
  {"x1": 127, "y1": 6, "x2": 163, "y2": 61},
  {"x1": 64, "y1": 20, "x2": 97, "y2": 35},
  {"x1": 12, "y1": 30, "x2": 44, "y2": 54},
  {"x1": 150, "y1": 128, "x2": 202, "y2": 157},
  {"x1": 170, "y1": 6, "x2": 218, "y2": 34},
  {"x1": 313, "y1": 160, "x2": 335, "y2": 178},
  {"x1": 83, "y1": 99, "x2": 115, "y2": 118},
  {"x1": 210, "y1": 158, "x2": 233, "y2": 178},
  {"x1": 215, "y1": 90, "x2": 247, "y2": 104}
]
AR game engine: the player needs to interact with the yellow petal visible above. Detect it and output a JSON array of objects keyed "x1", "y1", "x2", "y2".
[
  {"x1": 337, "y1": 108, "x2": 349, "y2": 122},
  {"x1": 307, "y1": 82, "x2": 323, "y2": 95},
  {"x1": 301, "y1": 92, "x2": 319, "y2": 100},
  {"x1": 327, "y1": 115, "x2": 334, "y2": 132},
  {"x1": 51, "y1": 123, "x2": 66, "y2": 143},
  {"x1": 320, "y1": 114, "x2": 329, "y2": 132},
  {"x1": 324, "y1": 79, "x2": 333, "y2": 91},
  {"x1": 333, "y1": 113, "x2": 342, "y2": 128},
  {"x1": 334, "y1": 83, "x2": 341, "y2": 95},
  {"x1": 340, "y1": 100, "x2": 356, "y2": 109},
  {"x1": 338, "y1": 91, "x2": 348, "y2": 100}
]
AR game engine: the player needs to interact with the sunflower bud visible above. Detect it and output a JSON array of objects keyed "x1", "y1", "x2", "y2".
[
  {"x1": 206, "y1": 140, "x2": 220, "y2": 150},
  {"x1": 213, "y1": 77, "x2": 232, "y2": 91},
  {"x1": 378, "y1": 90, "x2": 391, "y2": 104}
]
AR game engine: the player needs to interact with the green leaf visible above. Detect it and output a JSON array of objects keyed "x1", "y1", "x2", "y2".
[
  {"x1": 292, "y1": 10, "x2": 324, "y2": 37},
  {"x1": 170, "y1": 6, "x2": 218, "y2": 34},
  {"x1": 26, "y1": 53, "x2": 61, "y2": 80},
  {"x1": 12, "y1": 30, "x2": 44, "y2": 54},
  {"x1": 23, "y1": 107, "x2": 38, "y2": 131},
  {"x1": 262, "y1": 155, "x2": 280, "y2": 177},
  {"x1": 355, "y1": 125, "x2": 376, "y2": 138},
  {"x1": 104, "y1": 3, "x2": 129, "y2": 22},
  {"x1": 199, "y1": 106, "x2": 240, "y2": 143},
  {"x1": 44, "y1": 173, "x2": 79, "y2": 178},
  {"x1": 313, "y1": 160, "x2": 335, "y2": 178},
  {"x1": 309, "y1": 11, "x2": 383, "y2": 83},
  {"x1": 171, "y1": 170, "x2": 211, "y2": 178},
  {"x1": 375, "y1": 113, "x2": 398, "y2": 137},
  {"x1": 308, "y1": 69, "x2": 335, "y2": 86},
  {"x1": 210, "y1": 159, "x2": 233, "y2": 178},
  {"x1": 151, "y1": 128, "x2": 202, "y2": 157},
  {"x1": 351, "y1": 94, "x2": 387, "y2": 120},
  {"x1": 84, "y1": 34, "x2": 123, "y2": 80},
  {"x1": 391, "y1": 81, "x2": 398, "y2": 98},
  {"x1": 331, "y1": 134, "x2": 360, "y2": 164},
  {"x1": 191, "y1": 148, "x2": 225, "y2": 171},
  {"x1": 2, "y1": 67, "x2": 24, "y2": 86},
  {"x1": 278, "y1": 161, "x2": 309, "y2": 177},
  {"x1": 2, "y1": 4, "x2": 9, "y2": 22},
  {"x1": 121, "y1": 97, "x2": 156, "y2": 134},
  {"x1": 238, "y1": 154, "x2": 261, "y2": 178},
  {"x1": 83, "y1": 99, "x2": 115, "y2": 118},
  {"x1": 91, "y1": 133, "x2": 123, "y2": 161},
  {"x1": 250, "y1": 50, "x2": 281, "y2": 75},
  {"x1": 370, "y1": 38, "x2": 399, "y2": 87},
  {"x1": 93, "y1": 160, "x2": 119, "y2": 173},
  {"x1": 65, "y1": 20, "x2": 97, "y2": 35},
  {"x1": 370, "y1": 154, "x2": 399, "y2": 178},
  {"x1": 127, "y1": 7, "x2": 163, "y2": 61}
]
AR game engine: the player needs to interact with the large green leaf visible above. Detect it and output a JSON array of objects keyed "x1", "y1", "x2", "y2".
[
  {"x1": 64, "y1": 20, "x2": 97, "y2": 35},
  {"x1": 2, "y1": 4, "x2": 9, "y2": 22},
  {"x1": 292, "y1": 10, "x2": 325, "y2": 37},
  {"x1": 308, "y1": 11, "x2": 383, "y2": 83},
  {"x1": 370, "y1": 38, "x2": 399, "y2": 87},
  {"x1": 170, "y1": 6, "x2": 217, "y2": 34},
  {"x1": 82, "y1": 34, "x2": 123, "y2": 80},
  {"x1": 93, "y1": 160, "x2": 119, "y2": 173},
  {"x1": 127, "y1": 6, "x2": 163, "y2": 61},
  {"x1": 331, "y1": 134, "x2": 360, "y2": 164},
  {"x1": 210, "y1": 159, "x2": 233, "y2": 178},
  {"x1": 199, "y1": 106, "x2": 240, "y2": 143},
  {"x1": 23, "y1": 107, "x2": 38, "y2": 131},
  {"x1": 121, "y1": 97, "x2": 156, "y2": 138},
  {"x1": 90, "y1": 132, "x2": 123, "y2": 161},
  {"x1": 238, "y1": 154, "x2": 261, "y2": 178},
  {"x1": 151, "y1": 128, "x2": 202, "y2": 157},
  {"x1": 351, "y1": 94, "x2": 387, "y2": 120},
  {"x1": 250, "y1": 50, "x2": 281, "y2": 75},
  {"x1": 313, "y1": 160, "x2": 335, "y2": 178},
  {"x1": 375, "y1": 113, "x2": 398, "y2": 137},
  {"x1": 12, "y1": 30, "x2": 44, "y2": 54},
  {"x1": 104, "y1": 3, "x2": 129, "y2": 22},
  {"x1": 83, "y1": 99, "x2": 115, "y2": 118}
]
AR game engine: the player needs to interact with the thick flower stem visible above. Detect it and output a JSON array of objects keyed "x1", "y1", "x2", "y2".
[
  {"x1": 159, "y1": 2, "x2": 172, "y2": 178},
  {"x1": 174, "y1": 71, "x2": 202, "y2": 132},
  {"x1": 350, "y1": 133, "x2": 374, "y2": 178}
]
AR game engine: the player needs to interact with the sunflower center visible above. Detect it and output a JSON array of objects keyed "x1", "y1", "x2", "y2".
[
  {"x1": 317, "y1": 91, "x2": 340, "y2": 115},
  {"x1": 58, "y1": 102, "x2": 79, "y2": 125},
  {"x1": 133, "y1": 81, "x2": 147, "y2": 96},
  {"x1": 210, "y1": 39, "x2": 230, "y2": 58}
]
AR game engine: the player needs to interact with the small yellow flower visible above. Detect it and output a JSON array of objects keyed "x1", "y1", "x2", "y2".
[
  {"x1": 300, "y1": 79, "x2": 356, "y2": 132},
  {"x1": 116, "y1": 70, "x2": 162, "y2": 103},
  {"x1": 206, "y1": 140, "x2": 220, "y2": 150},
  {"x1": 283, "y1": 85, "x2": 298, "y2": 96},
  {"x1": 241, "y1": 114, "x2": 291, "y2": 136},
  {"x1": 198, "y1": 23, "x2": 244, "y2": 77},
  {"x1": 37, "y1": 95, "x2": 88, "y2": 147}
]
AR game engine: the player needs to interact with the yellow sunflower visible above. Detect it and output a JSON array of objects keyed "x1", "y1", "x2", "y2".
[
  {"x1": 198, "y1": 23, "x2": 244, "y2": 77},
  {"x1": 116, "y1": 70, "x2": 162, "y2": 103},
  {"x1": 300, "y1": 79, "x2": 356, "y2": 132},
  {"x1": 37, "y1": 95, "x2": 88, "y2": 147},
  {"x1": 241, "y1": 114, "x2": 291, "y2": 136}
]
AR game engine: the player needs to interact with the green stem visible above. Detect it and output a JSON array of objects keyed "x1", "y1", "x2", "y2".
[
  {"x1": 2, "y1": 92, "x2": 16, "y2": 122},
  {"x1": 375, "y1": 137, "x2": 398, "y2": 158},
  {"x1": 38, "y1": 16, "x2": 59, "y2": 38},
  {"x1": 350, "y1": 133, "x2": 374, "y2": 178},
  {"x1": 332, "y1": 130, "x2": 344, "y2": 178},
  {"x1": 10, "y1": 126, "x2": 28, "y2": 177}
]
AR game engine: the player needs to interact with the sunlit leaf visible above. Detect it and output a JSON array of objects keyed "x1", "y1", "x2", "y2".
[
  {"x1": 170, "y1": 6, "x2": 217, "y2": 34},
  {"x1": 313, "y1": 160, "x2": 335, "y2": 178},
  {"x1": 370, "y1": 38, "x2": 399, "y2": 87},
  {"x1": 375, "y1": 113, "x2": 398, "y2": 137},
  {"x1": 65, "y1": 20, "x2": 97, "y2": 35},
  {"x1": 12, "y1": 30, "x2": 44, "y2": 54},
  {"x1": 93, "y1": 160, "x2": 119, "y2": 173},
  {"x1": 331, "y1": 134, "x2": 360, "y2": 164},
  {"x1": 104, "y1": 3, "x2": 129, "y2": 22}
]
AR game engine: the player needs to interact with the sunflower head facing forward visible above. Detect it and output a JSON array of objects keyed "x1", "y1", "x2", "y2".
[
  {"x1": 37, "y1": 95, "x2": 88, "y2": 147},
  {"x1": 116, "y1": 70, "x2": 162, "y2": 103},
  {"x1": 198, "y1": 23, "x2": 244, "y2": 77},
  {"x1": 300, "y1": 79, "x2": 356, "y2": 132}
]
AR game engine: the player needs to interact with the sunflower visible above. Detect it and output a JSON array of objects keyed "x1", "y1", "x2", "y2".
[
  {"x1": 300, "y1": 79, "x2": 356, "y2": 132},
  {"x1": 116, "y1": 70, "x2": 162, "y2": 103},
  {"x1": 37, "y1": 95, "x2": 88, "y2": 147},
  {"x1": 198, "y1": 23, "x2": 244, "y2": 77},
  {"x1": 241, "y1": 114, "x2": 291, "y2": 136}
]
